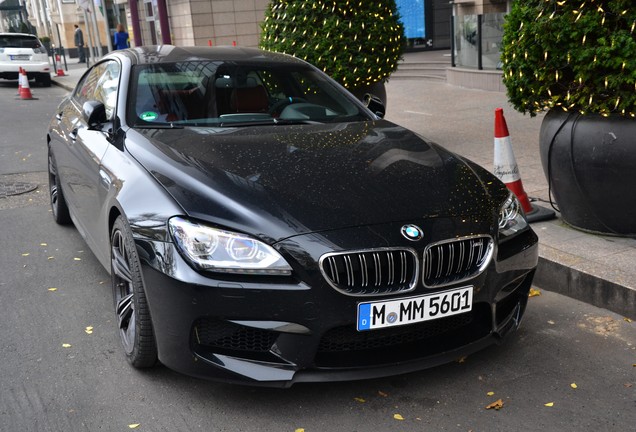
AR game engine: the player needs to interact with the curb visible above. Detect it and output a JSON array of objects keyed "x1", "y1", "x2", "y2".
[{"x1": 534, "y1": 255, "x2": 636, "y2": 320}]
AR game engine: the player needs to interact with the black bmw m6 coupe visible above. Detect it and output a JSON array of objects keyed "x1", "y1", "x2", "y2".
[{"x1": 47, "y1": 45, "x2": 538, "y2": 387}]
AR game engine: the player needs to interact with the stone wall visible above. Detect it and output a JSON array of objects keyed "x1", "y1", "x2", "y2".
[{"x1": 168, "y1": 0, "x2": 270, "y2": 48}]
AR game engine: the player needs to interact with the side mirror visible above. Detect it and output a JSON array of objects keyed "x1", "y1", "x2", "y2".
[
  {"x1": 82, "y1": 100, "x2": 107, "y2": 129},
  {"x1": 363, "y1": 93, "x2": 385, "y2": 118}
]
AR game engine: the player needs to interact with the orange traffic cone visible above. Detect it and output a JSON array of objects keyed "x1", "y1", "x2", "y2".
[
  {"x1": 55, "y1": 54, "x2": 65, "y2": 76},
  {"x1": 493, "y1": 108, "x2": 554, "y2": 223},
  {"x1": 17, "y1": 67, "x2": 23, "y2": 95},
  {"x1": 19, "y1": 68, "x2": 36, "y2": 100}
]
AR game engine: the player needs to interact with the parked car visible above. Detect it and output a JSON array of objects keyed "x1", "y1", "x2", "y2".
[
  {"x1": 47, "y1": 45, "x2": 538, "y2": 387},
  {"x1": 0, "y1": 32, "x2": 51, "y2": 87}
]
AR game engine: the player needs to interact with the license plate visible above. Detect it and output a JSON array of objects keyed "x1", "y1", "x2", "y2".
[
  {"x1": 11, "y1": 55, "x2": 30, "y2": 61},
  {"x1": 357, "y1": 287, "x2": 473, "y2": 331}
]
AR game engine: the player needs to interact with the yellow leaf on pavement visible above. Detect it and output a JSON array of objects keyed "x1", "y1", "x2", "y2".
[
  {"x1": 40, "y1": 243, "x2": 48, "y2": 246},
  {"x1": 62, "y1": 343, "x2": 71, "y2": 348},
  {"x1": 485, "y1": 399, "x2": 504, "y2": 410},
  {"x1": 128, "y1": 424, "x2": 140, "y2": 429},
  {"x1": 354, "y1": 397, "x2": 366, "y2": 403},
  {"x1": 21, "y1": 253, "x2": 30, "y2": 257},
  {"x1": 74, "y1": 257, "x2": 82, "y2": 261},
  {"x1": 544, "y1": 402, "x2": 554, "y2": 407},
  {"x1": 295, "y1": 429, "x2": 304, "y2": 432},
  {"x1": 529, "y1": 288, "x2": 541, "y2": 297},
  {"x1": 393, "y1": 414, "x2": 404, "y2": 421},
  {"x1": 48, "y1": 287, "x2": 58, "y2": 292},
  {"x1": 570, "y1": 383, "x2": 578, "y2": 389},
  {"x1": 47, "y1": 256, "x2": 55, "y2": 260},
  {"x1": 624, "y1": 317, "x2": 633, "y2": 323},
  {"x1": 487, "y1": 391, "x2": 495, "y2": 396}
]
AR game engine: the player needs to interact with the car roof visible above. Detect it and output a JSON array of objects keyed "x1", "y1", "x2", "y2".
[
  {"x1": 106, "y1": 45, "x2": 306, "y2": 67},
  {"x1": 0, "y1": 33, "x2": 39, "y2": 38}
]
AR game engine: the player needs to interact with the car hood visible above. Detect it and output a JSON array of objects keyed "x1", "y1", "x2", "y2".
[{"x1": 125, "y1": 120, "x2": 499, "y2": 242}]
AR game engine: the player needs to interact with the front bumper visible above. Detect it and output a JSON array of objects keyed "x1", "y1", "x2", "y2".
[{"x1": 135, "y1": 224, "x2": 538, "y2": 387}]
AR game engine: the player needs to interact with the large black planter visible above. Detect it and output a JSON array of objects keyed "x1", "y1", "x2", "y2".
[{"x1": 539, "y1": 109, "x2": 636, "y2": 236}]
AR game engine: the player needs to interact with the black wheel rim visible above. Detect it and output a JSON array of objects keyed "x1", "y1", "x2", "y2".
[
  {"x1": 48, "y1": 154, "x2": 59, "y2": 217},
  {"x1": 111, "y1": 228, "x2": 136, "y2": 354}
]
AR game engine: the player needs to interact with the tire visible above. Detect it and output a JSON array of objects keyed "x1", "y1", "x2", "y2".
[
  {"x1": 36, "y1": 73, "x2": 51, "y2": 87},
  {"x1": 110, "y1": 216, "x2": 158, "y2": 368},
  {"x1": 48, "y1": 150, "x2": 72, "y2": 225}
]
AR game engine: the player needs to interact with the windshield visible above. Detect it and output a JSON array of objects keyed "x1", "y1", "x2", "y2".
[{"x1": 127, "y1": 60, "x2": 370, "y2": 128}]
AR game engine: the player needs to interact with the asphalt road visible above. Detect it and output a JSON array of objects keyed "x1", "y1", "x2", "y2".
[{"x1": 0, "y1": 81, "x2": 634, "y2": 432}]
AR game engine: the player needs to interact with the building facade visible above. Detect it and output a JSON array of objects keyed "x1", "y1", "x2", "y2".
[{"x1": 2, "y1": 0, "x2": 510, "y2": 71}]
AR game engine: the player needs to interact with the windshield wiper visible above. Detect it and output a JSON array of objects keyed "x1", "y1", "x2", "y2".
[
  {"x1": 273, "y1": 118, "x2": 322, "y2": 125},
  {"x1": 218, "y1": 118, "x2": 321, "y2": 127},
  {"x1": 133, "y1": 123, "x2": 184, "y2": 129}
]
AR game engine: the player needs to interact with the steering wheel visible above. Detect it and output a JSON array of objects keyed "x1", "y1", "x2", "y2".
[{"x1": 269, "y1": 96, "x2": 306, "y2": 116}]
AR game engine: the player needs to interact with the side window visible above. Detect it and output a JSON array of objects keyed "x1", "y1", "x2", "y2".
[
  {"x1": 73, "y1": 60, "x2": 121, "y2": 119},
  {"x1": 95, "y1": 62, "x2": 121, "y2": 118}
]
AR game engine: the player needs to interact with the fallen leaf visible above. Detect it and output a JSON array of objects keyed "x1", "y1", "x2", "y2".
[
  {"x1": 295, "y1": 429, "x2": 304, "y2": 432},
  {"x1": 354, "y1": 397, "x2": 366, "y2": 403},
  {"x1": 544, "y1": 402, "x2": 554, "y2": 407},
  {"x1": 624, "y1": 317, "x2": 633, "y2": 323},
  {"x1": 487, "y1": 391, "x2": 495, "y2": 396},
  {"x1": 547, "y1": 320, "x2": 556, "y2": 325},
  {"x1": 624, "y1": 383, "x2": 633, "y2": 388},
  {"x1": 570, "y1": 383, "x2": 578, "y2": 389},
  {"x1": 529, "y1": 288, "x2": 541, "y2": 297},
  {"x1": 21, "y1": 253, "x2": 30, "y2": 257},
  {"x1": 128, "y1": 425, "x2": 140, "y2": 429},
  {"x1": 485, "y1": 399, "x2": 504, "y2": 410},
  {"x1": 62, "y1": 343, "x2": 72, "y2": 348},
  {"x1": 48, "y1": 287, "x2": 58, "y2": 292},
  {"x1": 40, "y1": 243, "x2": 48, "y2": 246},
  {"x1": 378, "y1": 390, "x2": 388, "y2": 397},
  {"x1": 85, "y1": 326, "x2": 94, "y2": 335},
  {"x1": 393, "y1": 414, "x2": 404, "y2": 421},
  {"x1": 73, "y1": 257, "x2": 82, "y2": 261},
  {"x1": 47, "y1": 256, "x2": 55, "y2": 260}
]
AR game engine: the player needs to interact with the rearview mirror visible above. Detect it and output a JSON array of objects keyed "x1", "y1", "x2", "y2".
[
  {"x1": 363, "y1": 93, "x2": 385, "y2": 118},
  {"x1": 82, "y1": 101, "x2": 107, "y2": 129}
]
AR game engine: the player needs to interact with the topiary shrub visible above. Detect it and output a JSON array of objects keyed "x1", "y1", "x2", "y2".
[
  {"x1": 501, "y1": 0, "x2": 636, "y2": 117},
  {"x1": 259, "y1": 0, "x2": 405, "y2": 92}
]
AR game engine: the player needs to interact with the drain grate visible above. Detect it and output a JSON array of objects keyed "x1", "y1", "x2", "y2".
[{"x1": 0, "y1": 182, "x2": 38, "y2": 198}]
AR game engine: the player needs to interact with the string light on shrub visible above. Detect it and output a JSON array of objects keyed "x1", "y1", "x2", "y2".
[{"x1": 260, "y1": 0, "x2": 404, "y2": 91}]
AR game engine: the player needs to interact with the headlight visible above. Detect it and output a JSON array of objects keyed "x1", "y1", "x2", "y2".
[
  {"x1": 168, "y1": 217, "x2": 292, "y2": 275},
  {"x1": 498, "y1": 192, "x2": 528, "y2": 237}
]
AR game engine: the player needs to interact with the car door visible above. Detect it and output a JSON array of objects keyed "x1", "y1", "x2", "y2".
[{"x1": 55, "y1": 60, "x2": 121, "y2": 253}]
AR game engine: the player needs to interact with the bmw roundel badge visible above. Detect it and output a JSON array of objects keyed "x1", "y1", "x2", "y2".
[{"x1": 401, "y1": 224, "x2": 423, "y2": 241}]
